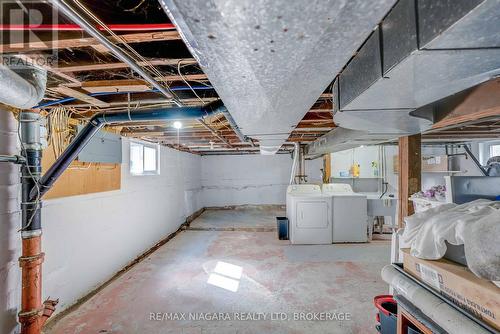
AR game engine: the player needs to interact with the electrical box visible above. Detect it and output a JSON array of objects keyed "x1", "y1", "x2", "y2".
[{"x1": 77, "y1": 125, "x2": 122, "y2": 164}]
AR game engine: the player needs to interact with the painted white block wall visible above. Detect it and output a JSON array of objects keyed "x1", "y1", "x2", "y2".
[
  {"x1": 201, "y1": 154, "x2": 323, "y2": 207},
  {"x1": 0, "y1": 118, "x2": 203, "y2": 333},
  {"x1": 42, "y1": 139, "x2": 203, "y2": 315},
  {"x1": 330, "y1": 144, "x2": 484, "y2": 196},
  {"x1": 0, "y1": 111, "x2": 22, "y2": 334},
  {"x1": 1, "y1": 113, "x2": 323, "y2": 332}
]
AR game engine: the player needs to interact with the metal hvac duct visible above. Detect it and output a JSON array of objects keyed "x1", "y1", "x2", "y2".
[
  {"x1": 159, "y1": 0, "x2": 399, "y2": 154},
  {"x1": 307, "y1": 0, "x2": 500, "y2": 155},
  {"x1": 334, "y1": 0, "x2": 500, "y2": 133},
  {"x1": 0, "y1": 62, "x2": 47, "y2": 109}
]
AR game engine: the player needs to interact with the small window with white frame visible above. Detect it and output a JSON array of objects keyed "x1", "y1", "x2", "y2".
[
  {"x1": 489, "y1": 144, "x2": 500, "y2": 158},
  {"x1": 130, "y1": 141, "x2": 160, "y2": 175}
]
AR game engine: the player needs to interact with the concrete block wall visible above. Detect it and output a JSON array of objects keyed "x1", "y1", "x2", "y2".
[
  {"x1": 200, "y1": 154, "x2": 322, "y2": 207},
  {"x1": 0, "y1": 110, "x2": 322, "y2": 332},
  {"x1": 42, "y1": 138, "x2": 203, "y2": 316},
  {"x1": 0, "y1": 110, "x2": 204, "y2": 333},
  {"x1": 0, "y1": 111, "x2": 22, "y2": 334}
]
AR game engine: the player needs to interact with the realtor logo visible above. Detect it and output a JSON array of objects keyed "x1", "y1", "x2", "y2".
[{"x1": 1, "y1": 0, "x2": 59, "y2": 68}]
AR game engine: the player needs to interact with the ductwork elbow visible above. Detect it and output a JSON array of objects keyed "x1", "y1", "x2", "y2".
[{"x1": 0, "y1": 62, "x2": 47, "y2": 109}]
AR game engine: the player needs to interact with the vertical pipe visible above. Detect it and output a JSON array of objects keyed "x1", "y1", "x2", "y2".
[
  {"x1": 289, "y1": 142, "x2": 300, "y2": 185},
  {"x1": 18, "y1": 111, "x2": 45, "y2": 334}
]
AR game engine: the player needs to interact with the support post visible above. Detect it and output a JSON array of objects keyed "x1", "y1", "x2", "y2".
[
  {"x1": 323, "y1": 153, "x2": 331, "y2": 183},
  {"x1": 398, "y1": 134, "x2": 421, "y2": 228}
]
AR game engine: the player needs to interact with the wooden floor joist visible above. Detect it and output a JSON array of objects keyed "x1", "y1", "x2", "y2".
[
  {"x1": 0, "y1": 31, "x2": 181, "y2": 53},
  {"x1": 57, "y1": 58, "x2": 198, "y2": 73}
]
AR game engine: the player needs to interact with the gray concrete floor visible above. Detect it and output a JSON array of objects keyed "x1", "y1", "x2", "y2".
[
  {"x1": 189, "y1": 206, "x2": 283, "y2": 231},
  {"x1": 46, "y1": 208, "x2": 390, "y2": 334}
]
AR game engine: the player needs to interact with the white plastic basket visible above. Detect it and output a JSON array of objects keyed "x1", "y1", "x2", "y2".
[{"x1": 410, "y1": 197, "x2": 447, "y2": 213}]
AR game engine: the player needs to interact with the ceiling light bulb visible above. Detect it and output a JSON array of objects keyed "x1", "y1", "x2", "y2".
[{"x1": 173, "y1": 121, "x2": 182, "y2": 129}]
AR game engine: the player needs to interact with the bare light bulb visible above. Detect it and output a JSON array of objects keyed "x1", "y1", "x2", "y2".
[{"x1": 173, "y1": 121, "x2": 182, "y2": 129}]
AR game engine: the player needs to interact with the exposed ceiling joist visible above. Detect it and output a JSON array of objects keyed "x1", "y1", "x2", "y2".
[
  {"x1": 0, "y1": 30, "x2": 181, "y2": 53},
  {"x1": 57, "y1": 58, "x2": 197, "y2": 73}
]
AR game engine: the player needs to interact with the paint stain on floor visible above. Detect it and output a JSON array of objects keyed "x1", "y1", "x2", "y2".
[{"x1": 45, "y1": 209, "x2": 390, "y2": 334}]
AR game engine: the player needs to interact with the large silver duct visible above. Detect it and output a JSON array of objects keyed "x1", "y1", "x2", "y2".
[
  {"x1": 308, "y1": 0, "x2": 500, "y2": 155},
  {"x1": 159, "y1": 0, "x2": 398, "y2": 154},
  {"x1": 0, "y1": 63, "x2": 47, "y2": 109}
]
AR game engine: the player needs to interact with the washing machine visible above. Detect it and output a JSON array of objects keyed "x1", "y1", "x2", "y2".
[
  {"x1": 322, "y1": 183, "x2": 368, "y2": 243},
  {"x1": 287, "y1": 185, "x2": 333, "y2": 244}
]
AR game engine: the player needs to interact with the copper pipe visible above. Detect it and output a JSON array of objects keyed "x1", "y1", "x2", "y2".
[{"x1": 18, "y1": 235, "x2": 44, "y2": 334}]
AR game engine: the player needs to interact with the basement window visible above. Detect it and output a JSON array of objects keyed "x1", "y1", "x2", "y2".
[
  {"x1": 490, "y1": 144, "x2": 500, "y2": 158},
  {"x1": 130, "y1": 141, "x2": 160, "y2": 175}
]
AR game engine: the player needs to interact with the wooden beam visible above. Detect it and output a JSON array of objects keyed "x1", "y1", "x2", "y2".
[
  {"x1": 0, "y1": 30, "x2": 181, "y2": 53},
  {"x1": 431, "y1": 79, "x2": 500, "y2": 130},
  {"x1": 398, "y1": 134, "x2": 421, "y2": 228},
  {"x1": 57, "y1": 58, "x2": 198, "y2": 73},
  {"x1": 323, "y1": 154, "x2": 331, "y2": 183},
  {"x1": 53, "y1": 86, "x2": 110, "y2": 108},
  {"x1": 62, "y1": 74, "x2": 209, "y2": 93},
  {"x1": 81, "y1": 79, "x2": 150, "y2": 93}
]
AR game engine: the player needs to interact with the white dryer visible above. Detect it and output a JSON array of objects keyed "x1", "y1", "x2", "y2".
[
  {"x1": 287, "y1": 185, "x2": 332, "y2": 244},
  {"x1": 322, "y1": 183, "x2": 368, "y2": 243},
  {"x1": 286, "y1": 184, "x2": 321, "y2": 220}
]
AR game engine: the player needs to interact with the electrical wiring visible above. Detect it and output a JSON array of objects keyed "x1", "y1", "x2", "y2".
[
  {"x1": 177, "y1": 59, "x2": 205, "y2": 105},
  {"x1": 71, "y1": 0, "x2": 181, "y2": 103},
  {"x1": 48, "y1": 107, "x2": 73, "y2": 159}
]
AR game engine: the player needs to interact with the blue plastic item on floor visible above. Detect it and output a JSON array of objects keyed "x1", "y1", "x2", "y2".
[{"x1": 276, "y1": 217, "x2": 289, "y2": 240}]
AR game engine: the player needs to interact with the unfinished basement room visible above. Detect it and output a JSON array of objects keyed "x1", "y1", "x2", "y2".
[{"x1": 1, "y1": 1, "x2": 500, "y2": 334}]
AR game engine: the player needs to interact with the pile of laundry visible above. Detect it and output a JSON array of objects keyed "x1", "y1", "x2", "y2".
[{"x1": 401, "y1": 199, "x2": 500, "y2": 285}]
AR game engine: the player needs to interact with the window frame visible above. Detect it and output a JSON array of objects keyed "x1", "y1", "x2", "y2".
[
  {"x1": 489, "y1": 143, "x2": 500, "y2": 159},
  {"x1": 129, "y1": 140, "x2": 160, "y2": 176}
]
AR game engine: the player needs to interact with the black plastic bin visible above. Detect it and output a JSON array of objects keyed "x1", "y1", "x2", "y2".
[{"x1": 276, "y1": 217, "x2": 289, "y2": 240}]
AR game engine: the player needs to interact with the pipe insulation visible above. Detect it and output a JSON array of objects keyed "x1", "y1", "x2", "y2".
[
  {"x1": 31, "y1": 100, "x2": 227, "y2": 200},
  {"x1": 0, "y1": 63, "x2": 47, "y2": 109},
  {"x1": 381, "y1": 265, "x2": 491, "y2": 334},
  {"x1": 289, "y1": 143, "x2": 300, "y2": 185}
]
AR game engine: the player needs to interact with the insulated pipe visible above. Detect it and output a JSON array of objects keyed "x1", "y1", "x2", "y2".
[
  {"x1": 0, "y1": 23, "x2": 176, "y2": 31},
  {"x1": 31, "y1": 100, "x2": 226, "y2": 200},
  {"x1": 0, "y1": 63, "x2": 47, "y2": 109},
  {"x1": 50, "y1": 0, "x2": 182, "y2": 107},
  {"x1": 289, "y1": 142, "x2": 300, "y2": 185},
  {"x1": 381, "y1": 265, "x2": 490, "y2": 334}
]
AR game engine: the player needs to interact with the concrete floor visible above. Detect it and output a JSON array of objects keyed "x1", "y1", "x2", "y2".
[
  {"x1": 189, "y1": 206, "x2": 283, "y2": 231},
  {"x1": 46, "y1": 208, "x2": 390, "y2": 334}
]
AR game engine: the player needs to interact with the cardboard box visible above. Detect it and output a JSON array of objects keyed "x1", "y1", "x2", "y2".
[{"x1": 402, "y1": 248, "x2": 500, "y2": 330}]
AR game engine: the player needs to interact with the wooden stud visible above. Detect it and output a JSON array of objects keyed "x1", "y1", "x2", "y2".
[
  {"x1": 323, "y1": 153, "x2": 331, "y2": 183},
  {"x1": 398, "y1": 134, "x2": 421, "y2": 228},
  {"x1": 53, "y1": 86, "x2": 110, "y2": 107},
  {"x1": 57, "y1": 58, "x2": 198, "y2": 73}
]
